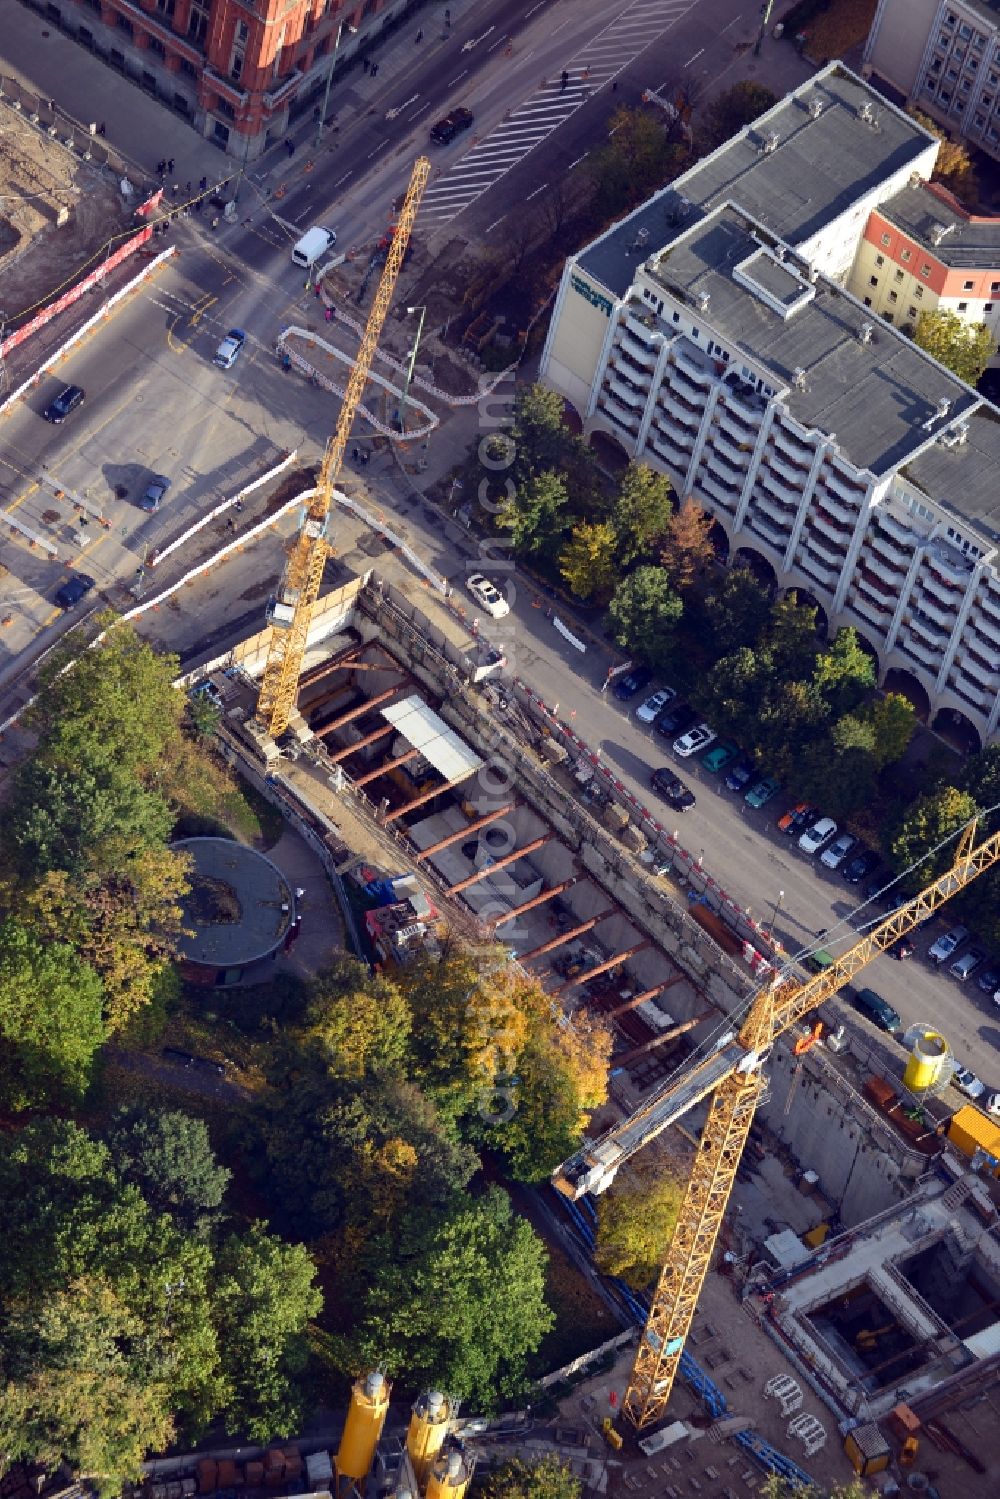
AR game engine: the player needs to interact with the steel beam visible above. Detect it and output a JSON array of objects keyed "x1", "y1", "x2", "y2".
[
  {"x1": 383, "y1": 775, "x2": 466, "y2": 824},
  {"x1": 613, "y1": 1013, "x2": 709, "y2": 1069},
  {"x1": 446, "y1": 834, "x2": 551, "y2": 895},
  {"x1": 299, "y1": 645, "x2": 364, "y2": 688},
  {"x1": 607, "y1": 975, "x2": 685, "y2": 1018},
  {"x1": 325, "y1": 722, "x2": 395, "y2": 762},
  {"x1": 550, "y1": 941, "x2": 649, "y2": 996},
  {"x1": 316, "y1": 685, "x2": 401, "y2": 736},
  {"x1": 519, "y1": 911, "x2": 614, "y2": 962},
  {"x1": 352, "y1": 747, "x2": 421, "y2": 788},
  {"x1": 491, "y1": 878, "x2": 576, "y2": 928},
  {"x1": 416, "y1": 803, "x2": 517, "y2": 861}
]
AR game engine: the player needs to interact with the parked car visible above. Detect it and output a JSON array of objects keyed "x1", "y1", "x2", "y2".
[
  {"x1": 842, "y1": 847, "x2": 881, "y2": 885},
  {"x1": 674, "y1": 723, "x2": 716, "y2": 758},
  {"x1": 655, "y1": 700, "x2": 695, "y2": 736},
  {"x1": 54, "y1": 572, "x2": 96, "y2": 609},
  {"x1": 975, "y1": 963, "x2": 1000, "y2": 994},
  {"x1": 951, "y1": 946, "x2": 987, "y2": 982},
  {"x1": 928, "y1": 924, "x2": 970, "y2": 965},
  {"x1": 851, "y1": 986, "x2": 900, "y2": 1032},
  {"x1": 724, "y1": 755, "x2": 755, "y2": 793},
  {"x1": 466, "y1": 573, "x2": 509, "y2": 618},
  {"x1": 701, "y1": 740, "x2": 738, "y2": 773},
  {"x1": 636, "y1": 686, "x2": 676, "y2": 723},
  {"x1": 951, "y1": 1063, "x2": 986, "y2": 1101},
  {"x1": 799, "y1": 816, "x2": 838, "y2": 854},
  {"x1": 613, "y1": 665, "x2": 653, "y2": 700},
  {"x1": 213, "y1": 327, "x2": 246, "y2": 368},
  {"x1": 777, "y1": 802, "x2": 817, "y2": 835},
  {"x1": 43, "y1": 383, "x2": 85, "y2": 423},
  {"x1": 820, "y1": 831, "x2": 858, "y2": 871},
  {"x1": 889, "y1": 935, "x2": 915, "y2": 961},
  {"x1": 745, "y1": 775, "x2": 780, "y2": 809},
  {"x1": 985, "y1": 1092, "x2": 1000, "y2": 1117},
  {"x1": 430, "y1": 106, "x2": 474, "y2": 144},
  {"x1": 137, "y1": 473, "x2": 171, "y2": 512},
  {"x1": 651, "y1": 768, "x2": 696, "y2": 811}
]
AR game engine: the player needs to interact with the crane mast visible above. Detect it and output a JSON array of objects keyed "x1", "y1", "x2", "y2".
[
  {"x1": 257, "y1": 156, "x2": 431, "y2": 737},
  {"x1": 551, "y1": 821, "x2": 1000, "y2": 1431}
]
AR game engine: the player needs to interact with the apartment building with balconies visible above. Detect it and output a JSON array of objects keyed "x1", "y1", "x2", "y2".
[{"x1": 541, "y1": 64, "x2": 1000, "y2": 748}]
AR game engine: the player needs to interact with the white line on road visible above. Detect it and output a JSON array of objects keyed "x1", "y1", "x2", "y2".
[
  {"x1": 525, "y1": 182, "x2": 548, "y2": 201},
  {"x1": 567, "y1": 152, "x2": 589, "y2": 170},
  {"x1": 333, "y1": 172, "x2": 352, "y2": 189},
  {"x1": 485, "y1": 216, "x2": 505, "y2": 234},
  {"x1": 721, "y1": 15, "x2": 741, "y2": 32},
  {"x1": 526, "y1": 0, "x2": 545, "y2": 14},
  {"x1": 449, "y1": 70, "x2": 468, "y2": 85},
  {"x1": 684, "y1": 47, "x2": 704, "y2": 66},
  {"x1": 366, "y1": 146, "x2": 383, "y2": 159}
]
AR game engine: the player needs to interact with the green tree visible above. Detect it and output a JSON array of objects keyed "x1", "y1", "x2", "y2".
[
  {"x1": 0, "y1": 919, "x2": 105, "y2": 1109},
  {"x1": 589, "y1": 106, "x2": 678, "y2": 215},
  {"x1": 607, "y1": 566, "x2": 683, "y2": 667},
  {"x1": 612, "y1": 463, "x2": 673, "y2": 566},
  {"x1": 699, "y1": 81, "x2": 777, "y2": 152},
  {"x1": 766, "y1": 592, "x2": 819, "y2": 678},
  {"x1": 510, "y1": 383, "x2": 571, "y2": 481},
  {"x1": 813, "y1": 627, "x2": 876, "y2": 717},
  {"x1": 304, "y1": 957, "x2": 412, "y2": 1079},
  {"x1": 889, "y1": 786, "x2": 980, "y2": 889},
  {"x1": 187, "y1": 692, "x2": 223, "y2": 740},
  {"x1": 762, "y1": 1478, "x2": 871, "y2": 1499},
  {"x1": 484, "y1": 1455, "x2": 581, "y2": 1499},
  {"x1": 798, "y1": 738, "x2": 877, "y2": 821},
  {"x1": 908, "y1": 109, "x2": 978, "y2": 199},
  {"x1": 956, "y1": 743, "x2": 1000, "y2": 827},
  {"x1": 698, "y1": 647, "x2": 771, "y2": 745},
  {"x1": 914, "y1": 307, "x2": 996, "y2": 385},
  {"x1": 594, "y1": 1158, "x2": 685, "y2": 1288},
  {"x1": 105, "y1": 1106, "x2": 231, "y2": 1237},
  {"x1": 559, "y1": 521, "x2": 619, "y2": 600},
  {"x1": 752, "y1": 677, "x2": 829, "y2": 783},
  {"x1": 702, "y1": 566, "x2": 772, "y2": 656},
  {"x1": 498, "y1": 469, "x2": 570, "y2": 557},
  {"x1": 213, "y1": 1225, "x2": 321, "y2": 1441},
  {"x1": 345, "y1": 1189, "x2": 553, "y2": 1409},
  {"x1": 659, "y1": 497, "x2": 715, "y2": 591}
]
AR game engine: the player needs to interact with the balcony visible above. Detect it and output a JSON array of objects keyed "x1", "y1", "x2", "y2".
[
  {"x1": 863, "y1": 551, "x2": 907, "y2": 589},
  {"x1": 907, "y1": 610, "x2": 948, "y2": 647},
  {"x1": 798, "y1": 551, "x2": 838, "y2": 589},
  {"x1": 977, "y1": 589, "x2": 1000, "y2": 625},
  {"x1": 698, "y1": 470, "x2": 742, "y2": 511},
  {"x1": 898, "y1": 634, "x2": 940, "y2": 671},
  {"x1": 709, "y1": 431, "x2": 750, "y2": 470},
  {"x1": 954, "y1": 651, "x2": 996, "y2": 689},
  {"x1": 660, "y1": 383, "x2": 703, "y2": 418},
  {"x1": 847, "y1": 592, "x2": 893, "y2": 628},
  {"x1": 823, "y1": 466, "x2": 869, "y2": 504},
  {"x1": 800, "y1": 530, "x2": 843, "y2": 569},
  {"x1": 771, "y1": 423, "x2": 816, "y2": 464},
  {"x1": 815, "y1": 483, "x2": 859, "y2": 527},
  {"x1": 758, "y1": 463, "x2": 803, "y2": 508},
  {"x1": 970, "y1": 609, "x2": 1000, "y2": 649},
  {"x1": 717, "y1": 401, "x2": 760, "y2": 443},
  {"x1": 947, "y1": 674, "x2": 989, "y2": 712},
  {"x1": 617, "y1": 331, "x2": 658, "y2": 369},
  {"x1": 610, "y1": 348, "x2": 655, "y2": 385},
  {"x1": 604, "y1": 373, "x2": 645, "y2": 409},
  {"x1": 875, "y1": 509, "x2": 924, "y2": 548},
  {"x1": 868, "y1": 527, "x2": 911, "y2": 572},
  {"x1": 599, "y1": 396, "x2": 641, "y2": 435},
  {"x1": 647, "y1": 432, "x2": 685, "y2": 472},
  {"x1": 654, "y1": 411, "x2": 699, "y2": 449},
  {"x1": 908, "y1": 589, "x2": 957, "y2": 631},
  {"x1": 765, "y1": 446, "x2": 811, "y2": 487},
  {"x1": 753, "y1": 488, "x2": 797, "y2": 530},
  {"x1": 746, "y1": 511, "x2": 788, "y2": 552},
  {"x1": 624, "y1": 311, "x2": 658, "y2": 346},
  {"x1": 705, "y1": 448, "x2": 747, "y2": 488},
  {"x1": 723, "y1": 372, "x2": 767, "y2": 418},
  {"x1": 925, "y1": 544, "x2": 973, "y2": 590},
  {"x1": 673, "y1": 341, "x2": 715, "y2": 387},
  {"x1": 811, "y1": 509, "x2": 853, "y2": 548}
]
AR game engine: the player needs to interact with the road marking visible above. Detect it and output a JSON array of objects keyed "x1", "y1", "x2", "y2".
[
  {"x1": 367, "y1": 145, "x2": 384, "y2": 159},
  {"x1": 684, "y1": 47, "x2": 704, "y2": 66},
  {"x1": 485, "y1": 215, "x2": 505, "y2": 233},
  {"x1": 525, "y1": 182, "x2": 547, "y2": 201},
  {"x1": 526, "y1": 0, "x2": 545, "y2": 14},
  {"x1": 333, "y1": 172, "x2": 352, "y2": 188},
  {"x1": 449, "y1": 70, "x2": 468, "y2": 85},
  {"x1": 568, "y1": 153, "x2": 589, "y2": 169}
]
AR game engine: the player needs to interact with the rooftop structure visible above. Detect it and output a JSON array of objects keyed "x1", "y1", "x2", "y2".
[{"x1": 175, "y1": 836, "x2": 293, "y2": 979}]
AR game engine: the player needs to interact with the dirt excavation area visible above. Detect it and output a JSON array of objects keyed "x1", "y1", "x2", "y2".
[{"x1": 0, "y1": 104, "x2": 131, "y2": 324}]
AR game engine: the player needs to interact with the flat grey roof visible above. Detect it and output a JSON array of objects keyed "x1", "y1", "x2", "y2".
[
  {"x1": 382, "y1": 694, "x2": 483, "y2": 784},
  {"x1": 579, "y1": 63, "x2": 935, "y2": 299},
  {"x1": 648, "y1": 206, "x2": 977, "y2": 475},
  {"x1": 878, "y1": 182, "x2": 1000, "y2": 267},
  {"x1": 905, "y1": 404, "x2": 1000, "y2": 540},
  {"x1": 176, "y1": 836, "x2": 293, "y2": 967}
]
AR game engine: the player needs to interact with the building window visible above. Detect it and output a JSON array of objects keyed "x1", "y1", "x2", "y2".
[
  {"x1": 235, "y1": 20, "x2": 249, "y2": 45},
  {"x1": 875, "y1": 254, "x2": 885, "y2": 267},
  {"x1": 216, "y1": 96, "x2": 235, "y2": 119},
  {"x1": 884, "y1": 312, "x2": 894, "y2": 323},
  {"x1": 180, "y1": 57, "x2": 197, "y2": 78},
  {"x1": 864, "y1": 296, "x2": 873, "y2": 307},
  {"x1": 921, "y1": 264, "x2": 932, "y2": 277},
  {"x1": 881, "y1": 232, "x2": 891, "y2": 246},
  {"x1": 870, "y1": 275, "x2": 879, "y2": 287},
  {"x1": 909, "y1": 305, "x2": 918, "y2": 318},
  {"x1": 148, "y1": 37, "x2": 165, "y2": 61},
  {"x1": 116, "y1": 14, "x2": 133, "y2": 37},
  {"x1": 895, "y1": 269, "x2": 904, "y2": 282},
  {"x1": 958, "y1": 300, "x2": 968, "y2": 310},
  {"x1": 230, "y1": 49, "x2": 244, "y2": 81},
  {"x1": 889, "y1": 291, "x2": 898, "y2": 303},
  {"x1": 940, "y1": 90, "x2": 952, "y2": 102},
  {"x1": 964, "y1": 279, "x2": 975, "y2": 289},
  {"x1": 188, "y1": 0, "x2": 209, "y2": 46},
  {"x1": 901, "y1": 249, "x2": 912, "y2": 262},
  {"x1": 213, "y1": 120, "x2": 230, "y2": 145},
  {"x1": 915, "y1": 285, "x2": 924, "y2": 298},
  {"x1": 987, "y1": 303, "x2": 994, "y2": 313},
  {"x1": 975, "y1": 114, "x2": 987, "y2": 127},
  {"x1": 156, "y1": 0, "x2": 176, "y2": 16}
]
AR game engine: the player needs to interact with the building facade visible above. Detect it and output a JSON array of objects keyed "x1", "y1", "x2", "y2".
[
  {"x1": 864, "y1": 0, "x2": 1000, "y2": 164},
  {"x1": 45, "y1": 0, "x2": 418, "y2": 158},
  {"x1": 541, "y1": 64, "x2": 1000, "y2": 748}
]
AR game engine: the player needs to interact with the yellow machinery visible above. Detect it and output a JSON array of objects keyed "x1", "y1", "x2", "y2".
[
  {"x1": 902, "y1": 1029, "x2": 948, "y2": 1091},
  {"x1": 406, "y1": 1390, "x2": 451, "y2": 1486},
  {"x1": 553, "y1": 820, "x2": 1000, "y2": 1430},
  {"x1": 256, "y1": 155, "x2": 430, "y2": 737},
  {"x1": 336, "y1": 1371, "x2": 390, "y2": 1487},
  {"x1": 424, "y1": 1451, "x2": 471, "y2": 1498}
]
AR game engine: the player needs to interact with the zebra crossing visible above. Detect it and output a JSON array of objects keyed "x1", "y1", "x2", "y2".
[{"x1": 417, "y1": 0, "x2": 697, "y2": 228}]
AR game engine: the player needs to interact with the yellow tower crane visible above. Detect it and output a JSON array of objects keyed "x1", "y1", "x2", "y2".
[
  {"x1": 257, "y1": 155, "x2": 431, "y2": 737},
  {"x1": 553, "y1": 819, "x2": 1000, "y2": 1431}
]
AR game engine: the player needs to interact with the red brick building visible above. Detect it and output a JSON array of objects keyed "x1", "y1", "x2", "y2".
[{"x1": 55, "y1": 0, "x2": 419, "y2": 158}]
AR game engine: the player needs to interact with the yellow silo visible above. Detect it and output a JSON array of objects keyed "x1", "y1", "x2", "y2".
[
  {"x1": 425, "y1": 1451, "x2": 471, "y2": 1499},
  {"x1": 336, "y1": 1371, "x2": 390, "y2": 1485},
  {"x1": 903, "y1": 1030, "x2": 949, "y2": 1092},
  {"x1": 406, "y1": 1390, "x2": 451, "y2": 1486}
]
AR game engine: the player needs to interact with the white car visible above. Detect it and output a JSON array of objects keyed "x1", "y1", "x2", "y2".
[
  {"x1": 636, "y1": 687, "x2": 676, "y2": 723},
  {"x1": 213, "y1": 328, "x2": 246, "y2": 369},
  {"x1": 466, "y1": 573, "x2": 510, "y2": 619},
  {"x1": 820, "y1": 832, "x2": 858, "y2": 870},
  {"x1": 674, "y1": 723, "x2": 716, "y2": 758},
  {"x1": 799, "y1": 816, "x2": 838, "y2": 855},
  {"x1": 951, "y1": 1064, "x2": 986, "y2": 1102},
  {"x1": 986, "y1": 1092, "x2": 1000, "y2": 1117},
  {"x1": 928, "y1": 925, "x2": 970, "y2": 965}
]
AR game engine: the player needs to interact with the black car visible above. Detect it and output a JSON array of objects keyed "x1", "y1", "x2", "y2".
[
  {"x1": 651, "y1": 768, "x2": 696, "y2": 811},
  {"x1": 613, "y1": 665, "x2": 653, "y2": 700},
  {"x1": 842, "y1": 847, "x2": 881, "y2": 884},
  {"x1": 43, "y1": 383, "x2": 85, "y2": 423},
  {"x1": 724, "y1": 754, "x2": 755, "y2": 792},
  {"x1": 54, "y1": 572, "x2": 96, "y2": 609},
  {"x1": 977, "y1": 964, "x2": 1000, "y2": 994},
  {"x1": 654, "y1": 700, "x2": 695, "y2": 737},
  {"x1": 430, "y1": 106, "x2": 475, "y2": 144}
]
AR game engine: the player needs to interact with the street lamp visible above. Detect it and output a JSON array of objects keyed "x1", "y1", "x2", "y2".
[
  {"x1": 398, "y1": 304, "x2": 427, "y2": 435},
  {"x1": 316, "y1": 19, "x2": 357, "y2": 146},
  {"x1": 766, "y1": 889, "x2": 785, "y2": 940}
]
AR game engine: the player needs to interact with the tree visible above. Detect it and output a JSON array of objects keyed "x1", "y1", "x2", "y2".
[
  {"x1": 888, "y1": 786, "x2": 980, "y2": 889},
  {"x1": 345, "y1": 1189, "x2": 553, "y2": 1409},
  {"x1": 914, "y1": 307, "x2": 997, "y2": 386},
  {"x1": 559, "y1": 521, "x2": 618, "y2": 600},
  {"x1": 607, "y1": 567, "x2": 683, "y2": 667},
  {"x1": 0, "y1": 919, "x2": 105, "y2": 1109},
  {"x1": 105, "y1": 1106, "x2": 231, "y2": 1237},
  {"x1": 612, "y1": 462, "x2": 673, "y2": 566},
  {"x1": 187, "y1": 692, "x2": 222, "y2": 740},
  {"x1": 812, "y1": 628, "x2": 876, "y2": 717},
  {"x1": 835, "y1": 693, "x2": 915, "y2": 773},
  {"x1": 762, "y1": 1478, "x2": 871, "y2": 1499},
  {"x1": 304, "y1": 957, "x2": 412, "y2": 1079},
  {"x1": 498, "y1": 469, "x2": 570, "y2": 557},
  {"x1": 766, "y1": 592, "x2": 819, "y2": 678},
  {"x1": 511, "y1": 383, "x2": 570, "y2": 481},
  {"x1": 908, "y1": 109, "x2": 977, "y2": 198},
  {"x1": 588, "y1": 106, "x2": 678, "y2": 214},
  {"x1": 213, "y1": 1225, "x2": 321, "y2": 1441},
  {"x1": 594, "y1": 1157, "x2": 685, "y2": 1288},
  {"x1": 798, "y1": 737, "x2": 877, "y2": 821},
  {"x1": 659, "y1": 497, "x2": 715, "y2": 590},
  {"x1": 702, "y1": 566, "x2": 772, "y2": 656},
  {"x1": 956, "y1": 743, "x2": 1000, "y2": 826},
  {"x1": 699, "y1": 81, "x2": 777, "y2": 152},
  {"x1": 484, "y1": 1456, "x2": 581, "y2": 1499}
]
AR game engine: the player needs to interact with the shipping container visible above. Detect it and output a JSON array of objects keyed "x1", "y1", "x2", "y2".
[{"x1": 947, "y1": 1104, "x2": 1000, "y2": 1173}]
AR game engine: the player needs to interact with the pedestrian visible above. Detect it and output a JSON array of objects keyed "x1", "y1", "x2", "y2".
[
  {"x1": 362, "y1": 56, "x2": 369, "y2": 73},
  {"x1": 193, "y1": 198, "x2": 201, "y2": 213},
  {"x1": 285, "y1": 137, "x2": 295, "y2": 157},
  {"x1": 227, "y1": 517, "x2": 237, "y2": 533},
  {"x1": 371, "y1": 62, "x2": 378, "y2": 77},
  {"x1": 234, "y1": 498, "x2": 244, "y2": 513},
  {"x1": 351, "y1": 446, "x2": 359, "y2": 461},
  {"x1": 325, "y1": 306, "x2": 333, "y2": 322},
  {"x1": 156, "y1": 158, "x2": 165, "y2": 177},
  {"x1": 200, "y1": 175, "x2": 208, "y2": 191},
  {"x1": 416, "y1": 28, "x2": 423, "y2": 43},
  {"x1": 167, "y1": 157, "x2": 175, "y2": 173},
  {"x1": 98, "y1": 121, "x2": 107, "y2": 137},
  {"x1": 185, "y1": 180, "x2": 192, "y2": 194},
  {"x1": 211, "y1": 216, "x2": 220, "y2": 229}
]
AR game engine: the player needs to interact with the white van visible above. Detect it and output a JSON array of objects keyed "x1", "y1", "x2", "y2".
[{"x1": 291, "y1": 225, "x2": 336, "y2": 269}]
